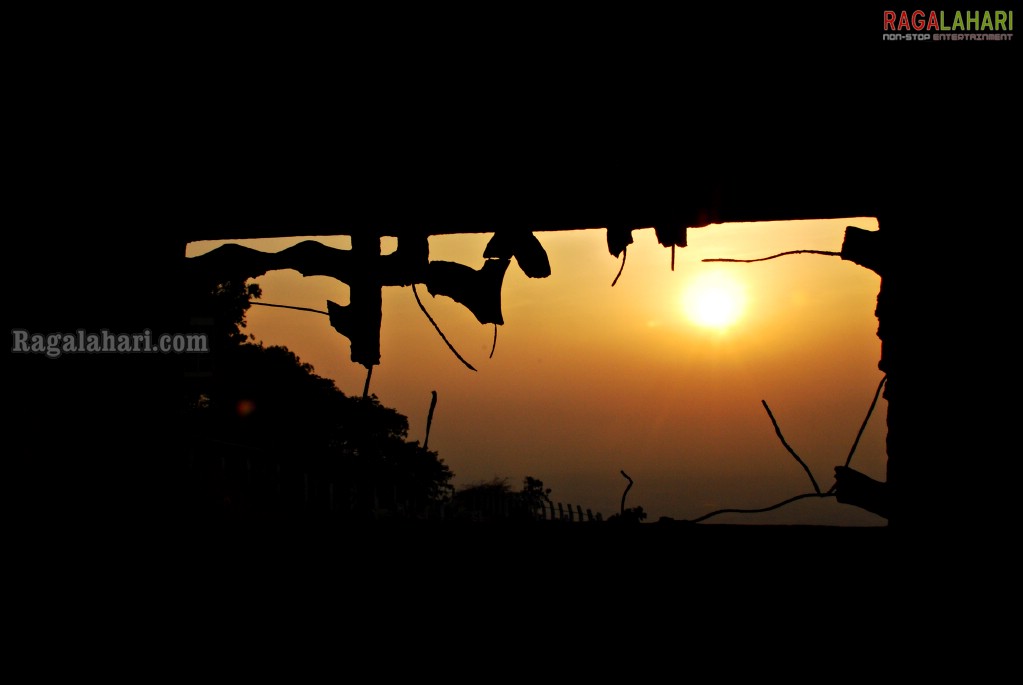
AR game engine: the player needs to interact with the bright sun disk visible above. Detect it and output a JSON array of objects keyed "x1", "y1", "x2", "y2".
[{"x1": 681, "y1": 271, "x2": 746, "y2": 330}]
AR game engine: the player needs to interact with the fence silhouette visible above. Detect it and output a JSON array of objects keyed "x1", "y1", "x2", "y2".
[
  {"x1": 184, "y1": 442, "x2": 605, "y2": 523},
  {"x1": 535, "y1": 500, "x2": 603, "y2": 523}
]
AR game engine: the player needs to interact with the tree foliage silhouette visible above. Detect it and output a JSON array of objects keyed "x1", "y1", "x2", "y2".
[
  {"x1": 607, "y1": 507, "x2": 647, "y2": 525},
  {"x1": 183, "y1": 277, "x2": 453, "y2": 520},
  {"x1": 451, "y1": 475, "x2": 553, "y2": 522},
  {"x1": 521, "y1": 476, "x2": 552, "y2": 514}
]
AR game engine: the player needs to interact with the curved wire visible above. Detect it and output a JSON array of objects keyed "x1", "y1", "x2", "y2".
[
  {"x1": 702, "y1": 249, "x2": 840, "y2": 263},
  {"x1": 411, "y1": 284, "x2": 477, "y2": 372}
]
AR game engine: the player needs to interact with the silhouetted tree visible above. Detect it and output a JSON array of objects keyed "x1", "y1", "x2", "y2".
[
  {"x1": 451, "y1": 478, "x2": 511, "y2": 521},
  {"x1": 182, "y1": 276, "x2": 453, "y2": 520},
  {"x1": 520, "y1": 476, "x2": 552, "y2": 516},
  {"x1": 451, "y1": 475, "x2": 552, "y2": 522}
]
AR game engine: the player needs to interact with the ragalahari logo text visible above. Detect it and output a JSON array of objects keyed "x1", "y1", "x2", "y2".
[{"x1": 882, "y1": 9, "x2": 1013, "y2": 41}]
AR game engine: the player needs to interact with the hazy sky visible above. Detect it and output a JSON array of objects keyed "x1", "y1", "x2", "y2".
[{"x1": 186, "y1": 217, "x2": 887, "y2": 526}]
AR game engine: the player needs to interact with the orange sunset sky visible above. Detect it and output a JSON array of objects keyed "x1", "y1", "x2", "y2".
[{"x1": 186, "y1": 217, "x2": 887, "y2": 526}]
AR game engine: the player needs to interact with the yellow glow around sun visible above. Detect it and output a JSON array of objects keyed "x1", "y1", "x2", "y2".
[{"x1": 681, "y1": 270, "x2": 747, "y2": 330}]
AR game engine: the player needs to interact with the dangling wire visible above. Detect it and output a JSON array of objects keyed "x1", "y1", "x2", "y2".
[
  {"x1": 620, "y1": 470, "x2": 634, "y2": 515},
  {"x1": 703, "y1": 249, "x2": 840, "y2": 264},
  {"x1": 362, "y1": 365, "x2": 373, "y2": 399},
  {"x1": 827, "y1": 374, "x2": 888, "y2": 493},
  {"x1": 424, "y1": 390, "x2": 438, "y2": 450},
  {"x1": 686, "y1": 493, "x2": 830, "y2": 524},
  {"x1": 611, "y1": 246, "x2": 627, "y2": 287},
  {"x1": 250, "y1": 301, "x2": 328, "y2": 315},
  {"x1": 761, "y1": 399, "x2": 821, "y2": 494},
  {"x1": 683, "y1": 376, "x2": 890, "y2": 523},
  {"x1": 411, "y1": 284, "x2": 477, "y2": 372},
  {"x1": 490, "y1": 324, "x2": 498, "y2": 359}
]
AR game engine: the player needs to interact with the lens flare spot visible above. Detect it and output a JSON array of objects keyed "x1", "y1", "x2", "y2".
[{"x1": 236, "y1": 399, "x2": 257, "y2": 417}]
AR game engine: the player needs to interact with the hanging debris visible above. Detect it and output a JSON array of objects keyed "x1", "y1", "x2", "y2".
[
  {"x1": 606, "y1": 225, "x2": 634, "y2": 258},
  {"x1": 423, "y1": 258, "x2": 510, "y2": 326},
  {"x1": 655, "y1": 225, "x2": 688, "y2": 271},
  {"x1": 654, "y1": 225, "x2": 687, "y2": 249},
  {"x1": 611, "y1": 247, "x2": 627, "y2": 287},
  {"x1": 188, "y1": 233, "x2": 505, "y2": 371},
  {"x1": 484, "y1": 230, "x2": 552, "y2": 278},
  {"x1": 839, "y1": 226, "x2": 885, "y2": 276}
]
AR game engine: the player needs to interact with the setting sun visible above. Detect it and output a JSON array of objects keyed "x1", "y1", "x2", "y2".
[{"x1": 681, "y1": 270, "x2": 747, "y2": 330}]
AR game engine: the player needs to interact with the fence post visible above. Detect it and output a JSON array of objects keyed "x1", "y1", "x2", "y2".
[{"x1": 557, "y1": 502, "x2": 564, "y2": 521}]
